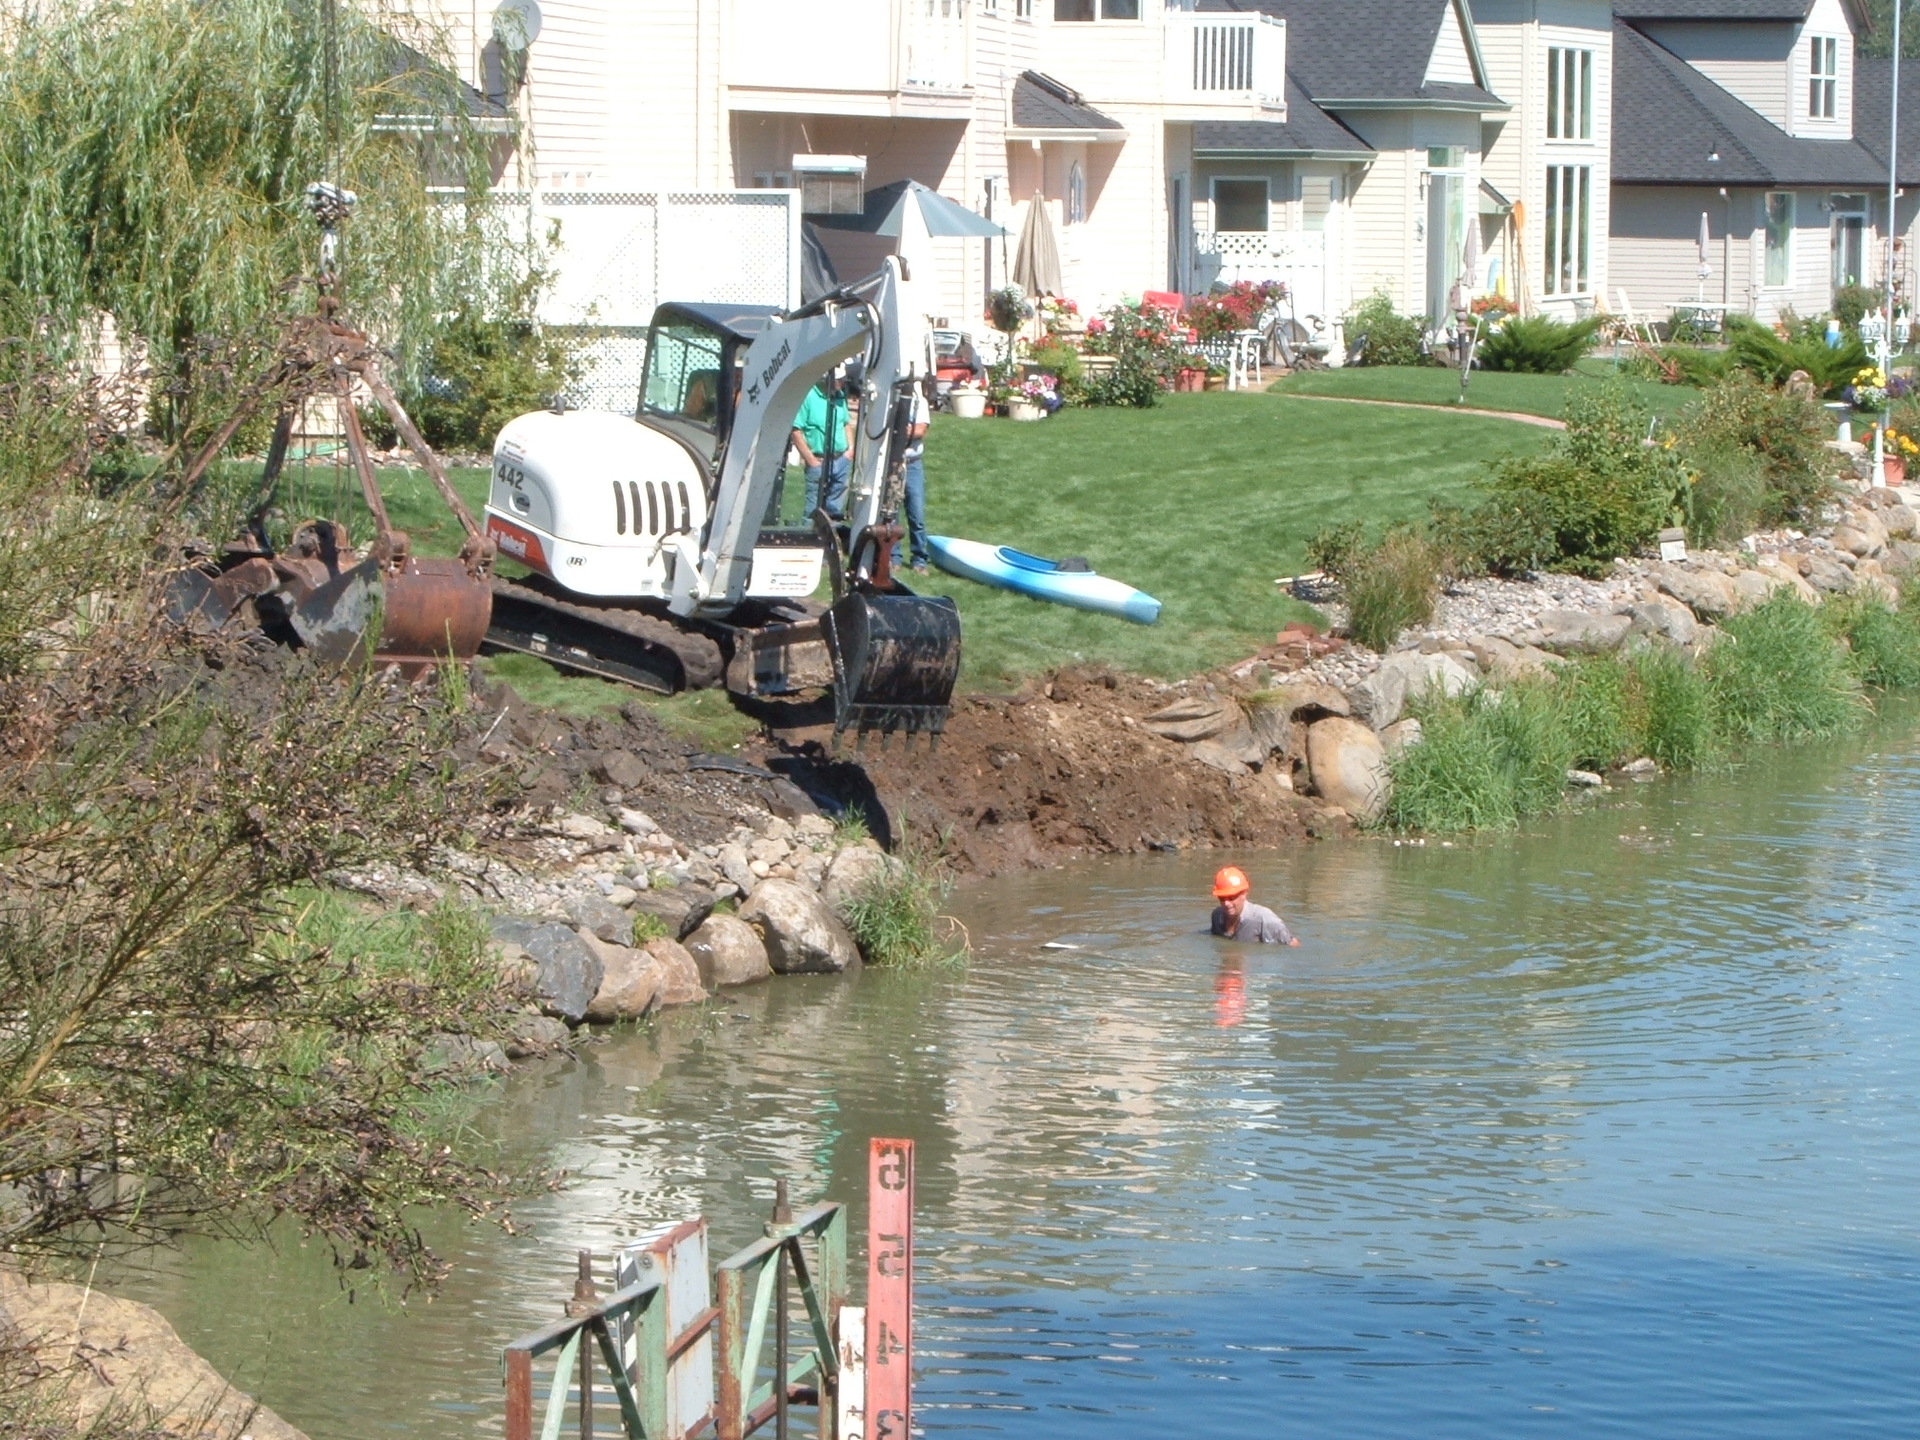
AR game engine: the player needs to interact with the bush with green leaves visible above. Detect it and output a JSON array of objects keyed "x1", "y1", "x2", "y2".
[
  {"x1": 1307, "y1": 522, "x2": 1445, "y2": 650},
  {"x1": 1479, "y1": 314, "x2": 1603, "y2": 374},
  {"x1": 1468, "y1": 383, "x2": 1685, "y2": 576},
  {"x1": 1832, "y1": 284, "x2": 1882, "y2": 330},
  {"x1": 1726, "y1": 314, "x2": 1869, "y2": 394},
  {"x1": 1677, "y1": 441, "x2": 1767, "y2": 547},
  {"x1": 1344, "y1": 290, "x2": 1426, "y2": 367},
  {"x1": 405, "y1": 310, "x2": 581, "y2": 452},
  {"x1": 1080, "y1": 302, "x2": 1176, "y2": 407},
  {"x1": 1675, "y1": 373, "x2": 1840, "y2": 528}
]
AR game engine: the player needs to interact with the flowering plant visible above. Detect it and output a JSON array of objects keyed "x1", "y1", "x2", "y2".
[
  {"x1": 1018, "y1": 375, "x2": 1058, "y2": 401},
  {"x1": 1849, "y1": 365, "x2": 1889, "y2": 410},
  {"x1": 1470, "y1": 294, "x2": 1518, "y2": 320},
  {"x1": 1085, "y1": 315, "x2": 1109, "y2": 336},
  {"x1": 1185, "y1": 279, "x2": 1287, "y2": 340},
  {"x1": 988, "y1": 284, "x2": 1033, "y2": 334},
  {"x1": 1037, "y1": 294, "x2": 1081, "y2": 337},
  {"x1": 1867, "y1": 423, "x2": 1920, "y2": 461}
]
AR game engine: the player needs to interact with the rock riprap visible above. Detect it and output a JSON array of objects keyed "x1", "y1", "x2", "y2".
[
  {"x1": 490, "y1": 917, "x2": 604, "y2": 1025},
  {"x1": 741, "y1": 879, "x2": 861, "y2": 974},
  {"x1": 684, "y1": 913, "x2": 773, "y2": 988},
  {"x1": 1305, "y1": 717, "x2": 1389, "y2": 823}
]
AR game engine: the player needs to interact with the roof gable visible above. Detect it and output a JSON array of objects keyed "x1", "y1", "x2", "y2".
[
  {"x1": 1199, "y1": 0, "x2": 1503, "y2": 108},
  {"x1": 1424, "y1": 0, "x2": 1477, "y2": 85},
  {"x1": 1611, "y1": 0, "x2": 1869, "y2": 32}
]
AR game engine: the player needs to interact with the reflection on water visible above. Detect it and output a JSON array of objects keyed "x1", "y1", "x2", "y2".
[{"x1": 117, "y1": 718, "x2": 1920, "y2": 1438}]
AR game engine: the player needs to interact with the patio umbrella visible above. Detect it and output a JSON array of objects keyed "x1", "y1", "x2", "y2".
[
  {"x1": 810, "y1": 179, "x2": 1004, "y2": 239},
  {"x1": 1697, "y1": 211, "x2": 1713, "y2": 294},
  {"x1": 1011, "y1": 192, "x2": 1064, "y2": 298},
  {"x1": 1450, "y1": 215, "x2": 1481, "y2": 315}
]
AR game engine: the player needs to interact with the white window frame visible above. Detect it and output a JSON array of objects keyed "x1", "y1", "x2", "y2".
[
  {"x1": 1067, "y1": 161, "x2": 1086, "y2": 224},
  {"x1": 1764, "y1": 191, "x2": 1796, "y2": 288},
  {"x1": 1809, "y1": 36, "x2": 1838, "y2": 120},
  {"x1": 1543, "y1": 163, "x2": 1591, "y2": 295},
  {"x1": 1546, "y1": 47, "x2": 1593, "y2": 142},
  {"x1": 1054, "y1": 0, "x2": 1142, "y2": 20},
  {"x1": 1211, "y1": 175, "x2": 1271, "y2": 234}
]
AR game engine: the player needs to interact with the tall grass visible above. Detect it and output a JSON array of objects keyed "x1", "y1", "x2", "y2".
[
  {"x1": 840, "y1": 830, "x2": 967, "y2": 969},
  {"x1": 1383, "y1": 594, "x2": 1877, "y2": 833}
]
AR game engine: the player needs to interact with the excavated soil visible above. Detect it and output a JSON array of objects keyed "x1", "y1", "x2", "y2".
[{"x1": 754, "y1": 668, "x2": 1338, "y2": 878}]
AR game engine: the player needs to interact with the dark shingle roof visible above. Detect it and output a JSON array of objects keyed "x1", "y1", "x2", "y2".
[
  {"x1": 1851, "y1": 57, "x2": 1920, "y2": 182},
  {"x1": 1192, "y1": 73, "x2": 1373, "y2": 155},
  {"x1": 1010, "y1": 71, "x2": 1124, "y2": 133},
  {"x1": 1198, "y1": 0, "x2": 1503, "y2": 109},
  {"x1": 1613, "y1": 20, "x2": 1886, "y2": 185},
  {"x1": 1613, "y1": 0, "x2": 1814, "y2": 19}
]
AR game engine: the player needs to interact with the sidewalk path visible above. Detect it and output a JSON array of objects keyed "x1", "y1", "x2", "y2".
[{"x1": 1276, "y1": 391, "x2": 1568, "y2": 430}]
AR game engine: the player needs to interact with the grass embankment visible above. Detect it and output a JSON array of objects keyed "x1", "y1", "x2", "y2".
[
  {"x1": 1386, "y1": 592, "x2": 1908, "y2": 833},
  {"x1": 1270, "y1": 362, "x2": 1687, "y2": 420},
  {"x1": 374, "y1": 395, "x2": 1550, "y2": 694}
]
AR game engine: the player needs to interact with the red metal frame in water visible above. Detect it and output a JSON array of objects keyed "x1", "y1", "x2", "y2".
[{"x1": 865, "y1": 1139, "x2": 914, "y2": 1440}]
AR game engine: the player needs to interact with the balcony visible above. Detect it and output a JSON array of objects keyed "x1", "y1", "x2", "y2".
[
  {"x1": 727, "y1": 0, "x2": 971, "y2": 118},
  {"x1": 1164, "y1": 10, "x2": 1285, "y2": 116}
]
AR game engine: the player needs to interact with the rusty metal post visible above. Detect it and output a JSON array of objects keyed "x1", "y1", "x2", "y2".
[
  {"x1": 505, "y1": 1347, "x2": 534, "y2": 1440},
  {"x1": 570, "y1": 1249, "x2": 600, "y2": 1439}
]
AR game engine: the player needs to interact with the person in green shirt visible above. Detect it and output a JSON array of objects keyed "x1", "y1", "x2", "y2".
[{"x1": 791, "y1": 379, "x2": 852, "y2": 520}]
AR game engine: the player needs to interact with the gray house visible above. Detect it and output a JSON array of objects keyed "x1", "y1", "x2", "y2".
[{"x1": 1606, "y1": 0, "x2": 1893, "y2": 324}]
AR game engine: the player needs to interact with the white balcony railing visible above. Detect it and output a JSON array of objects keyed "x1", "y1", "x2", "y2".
[
  {"x1": 903, "y1": 0, "x2": 971, "y2": 91},
  {"x1": 1166, "y1": 11, "x2": 1285, "y2": 111}
]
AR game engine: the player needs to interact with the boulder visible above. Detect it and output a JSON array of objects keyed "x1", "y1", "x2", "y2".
[
  {"x1": 421, "y1": 1033, "x2": 510, "y2": 1076},
  {"x1": 1304, "y1": 717, "x2": 1389, "y2": 824},
  {"x1": 566, "y1": 892, "x2": 635, "y2": 944},
  {"x1": 643, "y1": 937, "x2": 709, "y2": 1006},
  {"x1": 1801, "y1": 552, "x2": 1856, "y2": 594},
  {"x1": 553, "y1": 811, "x2": 614, "y2": 841},
  {"x1": 1140, "y1": 696, "x2": 1243, "y2": 743},
  {"x1": 1882, "y1": 503, "x2": 1919, "y2": 538},
  {"x1": 0, "y1": 1269, "x2": 312, "y2": 1440},
  {"x1": 629, "y1": 884, "x2": 715, "y2": 940},
  {"x1": 1347, "y1": 651, "x2": 1474, "y2": 729},
  {"x1": 1654, "y1": 563, "x2": 1739, "y2": 619},
  {"x1": 490, "y1": 917, "x2": 605, "y2": 1024},
  {"x1": 580, "y1": 932, "x2": 661, "y2": 1022},
  {"x1": 1836, "y1": 508, "x2": 1889, "y2": 555},
  {"x1": 741, "y1": 878, "x2": 861, "y2": 974},
  {"x1": 1756, "y1": 558, "x2": 1821, "y2": 605},
  {"x1": 684, "y1": 914, "x2": 773, "y2": 988},
  {"x1": 1245, "y1": 681, "x2": 1350, "y2": 760},
  {"x1": 717, "y1": 841, "x2": 756, "y2": 895},
  {"x1": 820, "y1": 845, "x2": 904, "y2": 923},
  {"x1": 592, "y1": 749, "x2": 648, "y2": 789},
  {"x1": 502, "y1": 1012, "x2": 573, "y2": 1060},
  {"x1": 617, "y1": 807, "x2": 660, "y2": 835},
  {"x1": 1625, "y1": 599, "x2": 1698, "y2": 646},
  {"x1": 1379, "y1": 717, "x2": 1423, "y2": 756},
  {"x1": 1188, "y1": 739, "x2": 1253, "y2": 775},
  {"x1": 1730, "y1": 568, "x2": 1788, "y2": 611},
  {"x1": 1535, "y1": 608, "x2": 1632, "y2": 654},
  {"x1": 1566, "y1": 769, "x2": 1604, "y2": 787}
]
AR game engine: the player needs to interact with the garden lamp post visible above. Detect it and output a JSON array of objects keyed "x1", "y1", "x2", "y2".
[{"x1": 1880, "y1": 0, "x2": 1903, "y2": 488}]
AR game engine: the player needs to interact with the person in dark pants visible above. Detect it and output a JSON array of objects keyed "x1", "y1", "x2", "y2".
[
  {"x1": 898, "y1": 381, "x2": 931, "y2": 573},
  {"x1": 791, "y1": 378, "x2": 852, "y2": 520},
  {"x1": 1209, "y1": 866, "x2": 1299, "y2": 945}
]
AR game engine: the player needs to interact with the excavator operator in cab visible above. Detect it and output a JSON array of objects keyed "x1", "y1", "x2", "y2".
[{"x1": 1209, "y1": 866, "x2": 1299, "y2": 945}]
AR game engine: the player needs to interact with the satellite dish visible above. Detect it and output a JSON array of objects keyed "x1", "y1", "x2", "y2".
[{"x1": 492, "y1": 0, "x2": 542, "y2": 52}]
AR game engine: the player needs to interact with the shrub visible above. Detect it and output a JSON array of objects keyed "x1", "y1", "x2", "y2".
[
  {"x1": 1677, "y1": 374, "x2": 1840, "y2": 527},
  {"x1": 1679, "y1": 440, "x2": 1766, "y2": 547},
  {"x1": 1308, "y1": 522, "x2": 1444, "y2": 650},
  {"x1": 1027, "y1": 340, "x2": 1085, "y2": 395},
  {"x1": 1428, "y1": 493, "x2": 1558, "y2": 578},
  {"x1": 1476, "y1": 383, "x2": 1684, "y2": 576},
  {"x1": 1187, "y1": 279, "x2": 1286, "y2": 341},
  {"x1": 406, "y1": 311, "x2": 579, "y2": 452},
  {"x1": 1383, "y1": 681, "x2": 1573, "y2": 832},
  {"x1": 1726, "y1": 314, "x2": 1868, "y2": 394},
  {"x1": 1081, "y1": 302, "x2": 1177, "y2": 407},
  {"x1": 1479, "y1": 314, "x2": 1603, "y2": 374},
  {"x1": 1705, "y1": 592, "x2": 1864, "y2": 743},
  {"x1": 1344, "y1": 290, "x2": 1426, "y2": 367},
  {"x1": 1833, "y1": 284, "x2": 1882, "y2": 330}
]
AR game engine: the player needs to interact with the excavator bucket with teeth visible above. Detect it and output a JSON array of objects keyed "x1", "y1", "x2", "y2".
[{"x1": 823, "y1": 588, "x2": 961, "y2": 746}]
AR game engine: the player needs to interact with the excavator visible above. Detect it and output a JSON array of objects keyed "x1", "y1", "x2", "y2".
[
  {"x1": 481, "y1": 256, "x2": 960, "y2": 743},
  {"x1": 171, "y1": 219, "x2": 961, "y2": 744}
]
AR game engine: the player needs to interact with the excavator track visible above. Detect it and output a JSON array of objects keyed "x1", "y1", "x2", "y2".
[{"x1": 486, "y1": 577, "x2": 726, "y2": 694}]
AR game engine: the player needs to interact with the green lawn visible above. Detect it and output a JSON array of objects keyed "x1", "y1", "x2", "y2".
[
  {"x1": 1270, "y1": 362, "x2": 1691, "y2": 421},
  {"x1": 918, "y1": 391, "x2": 1549, "y2": 686},
  {"x1": 371, "y1": 394, "x2": 1548, "y2": 693}
]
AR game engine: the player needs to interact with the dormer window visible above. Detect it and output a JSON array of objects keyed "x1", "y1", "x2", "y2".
[{"x1": 1809, "y1": 37, "x2": 1837, "y2": 120}]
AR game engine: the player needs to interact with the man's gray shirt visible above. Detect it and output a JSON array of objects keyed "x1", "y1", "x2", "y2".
[{"x1": 1211, "y1": 901, "x2": 1295, "y2": 944}]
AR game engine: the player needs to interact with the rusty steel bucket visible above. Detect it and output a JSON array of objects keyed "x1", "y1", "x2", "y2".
[
  {"x1": 823, "y1": 589, "x2": 961, "y2": 744},
  {"x1": 291, "y1": 551, "x2": 493, "y2": 673}
]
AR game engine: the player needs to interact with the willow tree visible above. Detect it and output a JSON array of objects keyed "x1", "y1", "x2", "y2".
[{"x1": 0, "y1": 0, "x2": 506, "y2": 437}]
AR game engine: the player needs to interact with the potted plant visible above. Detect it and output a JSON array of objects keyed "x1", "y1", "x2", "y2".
[
  {"x1": 1868, "y1": 423, "x2": 1918, "y2": 483},
  {"x1": 947, "y1": 382, "x2": 987, "y2": 419},
  {"x1": 1203, "y1": 363, "x2": 1228, "y2": 392}
]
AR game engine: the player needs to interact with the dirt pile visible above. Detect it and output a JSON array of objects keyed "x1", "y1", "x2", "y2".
[{"x1": 822, "y1": 669, "x2": 1331, "y2": 876}]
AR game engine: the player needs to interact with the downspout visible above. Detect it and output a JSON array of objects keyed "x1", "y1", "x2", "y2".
[{"x1": 1719, "y1": 187, "x2": 1731, "y2": 308}]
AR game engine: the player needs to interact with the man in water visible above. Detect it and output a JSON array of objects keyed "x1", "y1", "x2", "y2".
[{"x1": 1210, "y1": 866, "x2": 1299, "y2": 945}]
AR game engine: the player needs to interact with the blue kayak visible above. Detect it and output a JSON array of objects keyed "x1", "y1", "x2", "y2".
[{"x1": 928, "y1": 536, "x2": 1161, "y2": 625}]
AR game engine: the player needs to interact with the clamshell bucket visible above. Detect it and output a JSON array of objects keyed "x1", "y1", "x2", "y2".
[
  {"x1": 291, "y1": 550, "x2": 493, "y2": 672},
  {"x1": 823, "y1": 589, "x2": 961, "y2": 744}
]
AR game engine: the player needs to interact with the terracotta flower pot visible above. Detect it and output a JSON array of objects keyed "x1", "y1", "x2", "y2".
[{"x1": 1885, "y1": 457, "x2": 1907, "y2": 486}]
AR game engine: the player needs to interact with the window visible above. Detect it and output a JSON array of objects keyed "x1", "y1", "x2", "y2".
[
  {"x1": 1546, "y1": 47, "x2": 1593, "y2": 140},
  {"x1": 1543, "y1": 164, "x2": 1591, "y2": 295},
  {"x1": 1067, "y1": 162, "x2": 1086, "y2": 224},
  {"x1": 1765, "y1": 191, "x2": 1795, "y2": 286},
  {"x1": 1213, "y1": 178, "x2": 1269, "y2": 233},
  {"x1": 1832, "y1": 193, "x2": 1867, "y2": 289},
  {"x1": 1810, "y1": 36, "x2": 1838, "y2": 119},
  {"x1": 1055, "y1": 0, "x2": 1138, "y2": 19},
  {"x1": 1018, "y1": 0, "x2": 1034, "y2": 14},
  {"x1": 642, "y1": 323, "x2": 726, "y2": 430}
]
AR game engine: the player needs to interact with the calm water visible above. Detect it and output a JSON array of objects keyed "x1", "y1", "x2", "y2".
[{"x1": 118, "y1": 718, "x2": 1920, "y2": 1438}]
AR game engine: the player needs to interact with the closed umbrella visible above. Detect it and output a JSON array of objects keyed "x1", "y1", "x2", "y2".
[
  {"x1": 1697, "y1": 211, "x2": 1712, "y2": 295},
  {"x1": 1011, "y1": 192, "x2": 1064, "y2": 298},
  {"x1": 1450, "y1": 215, "x2": 1481, "y2": 315}
]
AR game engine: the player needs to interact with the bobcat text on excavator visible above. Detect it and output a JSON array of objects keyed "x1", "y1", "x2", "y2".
[{"x1": 480, "y1": 256, "x2": 960, "y2": 745}]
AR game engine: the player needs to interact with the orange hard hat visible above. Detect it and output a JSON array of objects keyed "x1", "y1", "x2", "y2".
[{"x1": 1212, "y1": 865, "x2": 1251, "y2": 898}]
